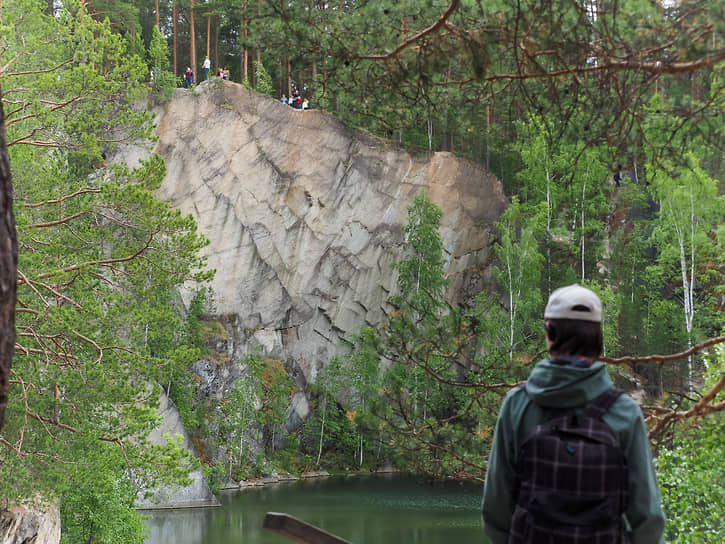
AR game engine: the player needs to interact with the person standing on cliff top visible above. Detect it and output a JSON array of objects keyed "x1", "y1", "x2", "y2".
[
  {"x1": 203, "y1": 56, "x2": 211, "y2": 81},
  {"x1": 482, "y1": 284, "x2": 665, "y2": 544}
]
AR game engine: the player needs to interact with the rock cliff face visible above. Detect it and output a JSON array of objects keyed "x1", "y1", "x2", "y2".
[
  {"x1": 136, "y1": 390, "x2": 219, "y2": 509},
  {"x1": 0, "y1": 502, "x2": 60, "y2": 544},
  {"x1": 143, "y1": 80, "x2": 507, "y2": 384},
  {"x1": 106, "y1": 80, "x2": 511, "y2": 511}
]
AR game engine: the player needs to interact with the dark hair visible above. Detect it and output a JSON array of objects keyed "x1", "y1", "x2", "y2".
[{"x1": 545, "y1": 318, "x2": 603, "y2": 358}]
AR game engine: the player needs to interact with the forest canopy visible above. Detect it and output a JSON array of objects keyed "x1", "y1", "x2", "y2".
[{"x1": 82, "y1": 1, "x2": 725, "y2": 168}]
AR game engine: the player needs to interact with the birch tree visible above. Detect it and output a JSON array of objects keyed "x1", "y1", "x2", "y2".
[
  {"x1": 559, "y1": 143, "x2": 610, "y2": 282},
  {"x1": 491, "y1": 198, "x2": 546, "y2": 362},
  {"x1": 647, "y1": 153, "x2": 724, "y2": 391},
  {"x1": 516, "y1": 117, "x2": 561, "y2": 292}
]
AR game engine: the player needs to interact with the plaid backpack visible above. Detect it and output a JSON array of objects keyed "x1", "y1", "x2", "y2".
[{"x1": 510, "y1": 387, "x2": 628, "y2": 543}]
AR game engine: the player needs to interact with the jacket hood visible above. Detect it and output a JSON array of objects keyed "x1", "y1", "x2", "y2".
[{"x1": 525, "y1": 359, "x2": 614, "y2": 408}]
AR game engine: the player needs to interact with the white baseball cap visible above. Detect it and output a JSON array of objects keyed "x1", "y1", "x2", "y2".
[{"x1": 544, "y1": 284, "x2": 602, "y2": 323}]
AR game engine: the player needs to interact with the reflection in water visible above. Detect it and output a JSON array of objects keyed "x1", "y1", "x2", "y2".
[
  {"x1": 146, "y1": 508, "x2": 212, "y2": 544},
  {"x1": 144, "y1": 475, "x2": 483, "y2": 544}
]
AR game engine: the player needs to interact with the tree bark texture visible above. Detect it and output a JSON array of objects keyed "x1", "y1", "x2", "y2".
[
  {"x1": 0, "y1": 95, "x2": 18, "y2": 430},
  {"x1": 242, "y1": 1, "x2": 248, "y2": 83},
  {"x1": 190, "y1": 0, "x2": 197, "y2": 81},
  {"x1": 173, "y1": 1, "x2": 178, "y2": 76}
]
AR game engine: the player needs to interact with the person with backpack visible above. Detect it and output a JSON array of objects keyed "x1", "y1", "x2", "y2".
[{"x1": 482, "y1": 284, "x2": 665, "y2": 543}]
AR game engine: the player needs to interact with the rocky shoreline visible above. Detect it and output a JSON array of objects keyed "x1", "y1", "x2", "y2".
[
  {"x1": 226, "y1": 463, "x2": 401, "y2": 490},
  {"x1": 229, "y1": 469, "x2": 330, "y2": 490}
]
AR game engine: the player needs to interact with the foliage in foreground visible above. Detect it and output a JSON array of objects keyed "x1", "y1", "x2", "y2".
[
  {"x1": 657, "y1": 349, "x2": 725, "y2": 543},
  {"x1": 1, "y1": 2, "x2": 212, "y2": 542}
]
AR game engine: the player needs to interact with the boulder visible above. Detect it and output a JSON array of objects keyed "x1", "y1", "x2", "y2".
[{"x1": 0, "y1": 501, "x2": 60, "y2": 544}]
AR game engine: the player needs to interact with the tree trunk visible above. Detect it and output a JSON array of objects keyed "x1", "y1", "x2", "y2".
[
  {"x1": 287, "y1": 60, "x2": 292, "y2": 96},
  {"x1": 155, "y1": 0, "x2": 159, "y2": 28},
  {"x1": 506, "y1": 257, "x2": 515, "y2": 362},
  {"x1": 214, "y1": 16, "x2": 219, "y2": 70},
  {"x1": 173, "y1": 1, "x2": 178, "y2": 76},
  {"x1": 48, "y1": 0, "x2": 54, "y2": 15},
  {"x1": 316, "y1": 397, "x2": 326, "y2": 465},
  {"x1": 206, "y1": 5, "x2": 210, "y2": 57},
  {"x1": 255, "y1": 0, "x2": 262, "y2": 86},
  {"x1": 581, "y1": 177, "x2": 586, "y2": 281},
  {"x1": 243, "y1": 47, "x2": 248, "y2": 84},
  {"x1": 427, "y1": 118, "x2": 433, "y2": 152},
  {"x1": 0, "y1": 94, "x2": 19, "y2": 430},
  {"x1": 190, "y1": 0, "x2": 197, "y2": 82},
  {"x1": 544, "y1": 157, "x2": 552, "y2": 294},
  {"x1": 485, "y1": 105, "x2": 490, "y2": 172},
  {"x1": 242, "y1": 1, "x2": 248, "y2": 83}
]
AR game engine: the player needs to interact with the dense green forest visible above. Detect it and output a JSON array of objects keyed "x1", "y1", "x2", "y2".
[{"x1": 0, "y1": 0, "x2": 724, "y2": 543}]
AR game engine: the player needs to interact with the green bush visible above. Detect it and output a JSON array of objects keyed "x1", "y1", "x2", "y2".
[{"x1": 202, "y1": 463, "x2": 226, "y2": 495}]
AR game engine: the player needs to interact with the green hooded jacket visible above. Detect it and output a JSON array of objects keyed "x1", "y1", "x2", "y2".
[{"x1": 481, "y1": 359, "x2": 665, "y2": 543}]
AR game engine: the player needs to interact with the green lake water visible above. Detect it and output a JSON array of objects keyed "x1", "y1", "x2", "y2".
[{"x1": 144, "y1": 474, "x2": 484, "y2": 544}]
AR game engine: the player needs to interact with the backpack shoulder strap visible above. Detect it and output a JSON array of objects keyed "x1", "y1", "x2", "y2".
[{"x1": 584, "y1": 387, "x2": 625, "y2": 419}]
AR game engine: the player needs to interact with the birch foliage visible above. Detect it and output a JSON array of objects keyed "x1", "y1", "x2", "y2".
[
  {"x1": 491, "y1": 197, "x2": 546, "y2": 362},
  {"x1": 646, "y1": 152, "x2": 724, "y2": 389}
]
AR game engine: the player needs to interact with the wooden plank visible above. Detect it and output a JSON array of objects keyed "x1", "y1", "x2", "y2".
[{"x1": 263, "y1": 512, "x2": 352, "y2": 544}]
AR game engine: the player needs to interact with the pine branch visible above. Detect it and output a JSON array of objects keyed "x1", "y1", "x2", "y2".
[{"x1": 601, "y1": 335, "x2": 725, "y2": 366}]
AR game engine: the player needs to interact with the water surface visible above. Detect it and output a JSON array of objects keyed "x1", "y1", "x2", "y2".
[{"x1": 145, "y1": 474, "x2": 483, "y2": 544}]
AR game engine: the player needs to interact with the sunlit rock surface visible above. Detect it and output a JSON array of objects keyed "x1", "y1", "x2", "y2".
[{"x1": 141, "y1": 80, "x2": 507, "y2": 384}]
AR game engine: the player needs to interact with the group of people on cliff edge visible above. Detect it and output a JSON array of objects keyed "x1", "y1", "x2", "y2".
[
  {"x1": 280, "y1": 89, "x2": 309, "y2": 110},
  {"x1": 183, "y1": 56, "x2": 228, "y2": 87}
]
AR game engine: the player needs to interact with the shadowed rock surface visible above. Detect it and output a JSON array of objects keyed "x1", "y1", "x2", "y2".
[
  {"x1": 0, "y1": 502, "x2": 60, "y2": 544},
  {"x1": 136, "y1": 390, "x2": 219, "y2": 510}
]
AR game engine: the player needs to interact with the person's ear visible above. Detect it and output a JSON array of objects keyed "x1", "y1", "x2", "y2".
[
  {"x1": 544, "y1": 320, "x2": 554, "y2": 341},
  {"x1": 544, "y1": 320, "x2": 555, "y2": 352}
]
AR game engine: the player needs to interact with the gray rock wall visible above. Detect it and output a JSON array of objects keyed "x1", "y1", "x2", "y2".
[
  {"x1": 106, "y1": 80, "x2": 510, "y2": 509},
  {"x1": 0, "y1": 502, "x2": 60, "y2": 544},
  {"x1": 136, "y1": 389, "x2": 219, "y2": 509},
  {"x1": 149, "y1": 80, "x2": 507, "y2": 384}
]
